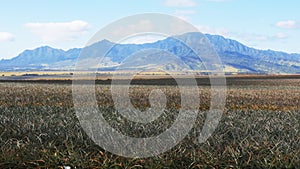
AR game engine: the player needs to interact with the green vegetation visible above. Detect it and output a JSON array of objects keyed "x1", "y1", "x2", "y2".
[{"x1": 0, "y1": 78, "x2": 299, "y2": 168}]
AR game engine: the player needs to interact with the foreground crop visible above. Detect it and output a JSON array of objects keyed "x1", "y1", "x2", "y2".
[{"x1": 0, "y1": 79, "x2": 299, "y2": 168}]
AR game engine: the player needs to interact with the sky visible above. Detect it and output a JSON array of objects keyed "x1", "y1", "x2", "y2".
[{"x1": 0, "y1": 0, "x2": 299, "y2": 59}]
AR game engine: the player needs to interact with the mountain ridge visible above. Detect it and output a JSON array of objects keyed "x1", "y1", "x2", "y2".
[{"x1": 0, "y1": 32, "x2": 299, "y2": 73}]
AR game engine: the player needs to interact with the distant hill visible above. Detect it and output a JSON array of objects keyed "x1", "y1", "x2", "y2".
[{"x1": 0, "y1": 32, "x2": 299, "y2": 74}]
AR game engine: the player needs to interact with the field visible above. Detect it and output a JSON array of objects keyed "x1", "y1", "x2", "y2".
[{"x1": 0, "y1": 76, "x2": 299, "y2": 168}]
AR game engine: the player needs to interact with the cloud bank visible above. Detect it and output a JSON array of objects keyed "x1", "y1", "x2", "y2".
[
  {"x1": 275, "y1": 20, "x2": 300, "y2": 29},
  {"x1": 25, "y1": 20, "x2": 90, "y2": 42},
  {"x1": 0, "y1": 32, "x2": 15, "y2": 42}
]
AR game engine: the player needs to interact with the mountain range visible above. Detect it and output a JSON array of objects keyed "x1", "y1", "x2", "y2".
[{"x1": 0, "y1": 32, "x2": 299, "y2": 74}]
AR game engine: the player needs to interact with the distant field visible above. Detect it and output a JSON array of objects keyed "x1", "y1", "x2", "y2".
[
  {"x1": 0, "y1": 71, "x2": 70, "y2": 76},
  {"x1": 0, "y1": 76, "x2": 299, "y2": 168},
  {"x1": 1, "y1": 71, "x2": 300, "y2": 83},
  {"x1": 2, "y1": 70, "x2": 300, "y2": 78}
]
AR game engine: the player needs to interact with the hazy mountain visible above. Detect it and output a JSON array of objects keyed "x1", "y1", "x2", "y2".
[
  {"x1": 0, "y1": 32, "x2": 299, "y2": 74},
  {"x1": 204, "y1": 34, "x2": 300, "y2": 73},
  {"x1": 0, "y1": 46, "x2": 81, "y2": 70}
]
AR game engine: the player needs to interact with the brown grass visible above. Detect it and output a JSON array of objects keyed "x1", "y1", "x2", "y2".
[{"x1": 0, "y1": 77, "x2": 299, "y2": 168}]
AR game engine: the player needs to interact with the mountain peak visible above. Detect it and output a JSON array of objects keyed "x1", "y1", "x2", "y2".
[
  {"x1": 100, "y1": 39, "x2": 113, "y2": 43},
  {"x1": 96, "y1": 39, "x2": 115, "y2": 45},
  {"x1": 38, "y1": 45, "x2": 54, "y2": 49}
]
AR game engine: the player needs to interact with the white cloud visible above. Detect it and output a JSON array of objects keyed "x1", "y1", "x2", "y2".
[
  {"x1": 165, "y1": 0, "x2": 196, "y2": 7},
  {"x1": 88, "y1": 19, "x2": 156, "y2": 45},
  {"x1": 25, "y1": 20, "x2": 90, "y2": 42},
  {"x1": 196, "y1": 25, "x2": 229, "y2": 37},
  {"x1": 275, "y1": 20, "x2": 299, "y2": 29},
  {"x1": 0, "y1": 32, "x2": 15, "y2": 42},
  {"x1": 274, "y1": 32, "x2": 288, "y2": 39},
  {"x1": 111, "y1": 20, "x2": 154, "y2": 39},
  {"x1": 174, "y1": 10, "x2": 196, "y2": 21}
]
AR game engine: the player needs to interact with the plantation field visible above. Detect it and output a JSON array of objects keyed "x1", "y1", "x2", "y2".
[{"x1": 0, "y1": 77, "x2": 299, "y2": 168}]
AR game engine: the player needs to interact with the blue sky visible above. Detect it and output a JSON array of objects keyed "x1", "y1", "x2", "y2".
[{"x1": 0, "y1": 0, "x2": 299, "y2": 59}]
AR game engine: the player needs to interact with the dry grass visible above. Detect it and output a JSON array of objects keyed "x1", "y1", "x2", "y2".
[{"x1": 0, "y1": 78, "x2": 299, "y2": 168}]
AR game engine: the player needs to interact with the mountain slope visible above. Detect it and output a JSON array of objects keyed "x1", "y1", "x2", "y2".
[
  {"x1": 0, "y1": 32, "x2": 299, "y2": 73},
  {"x1": 204, "y1": 33, "x2": 300, "y2": 73},
  {"x1": 0, "y1": 46, "x2": 81, "y2": 70}
]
